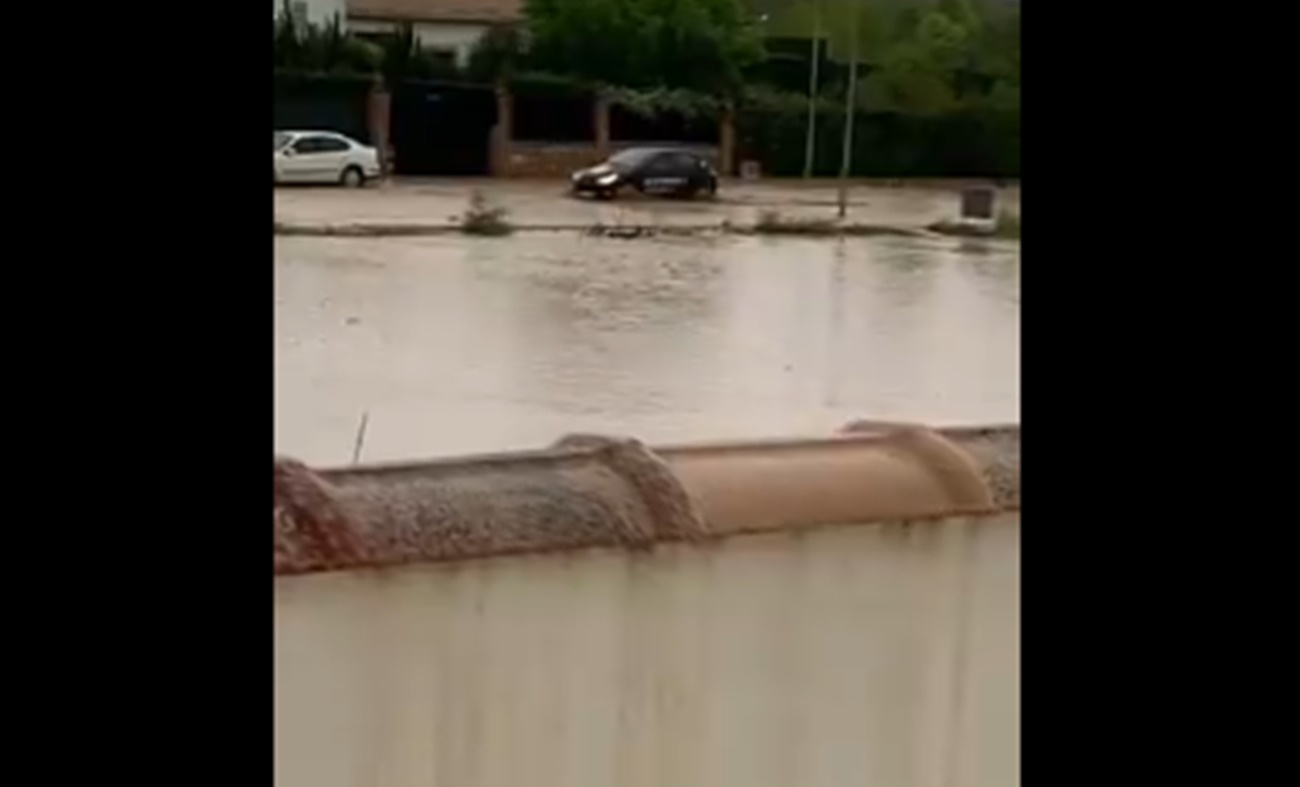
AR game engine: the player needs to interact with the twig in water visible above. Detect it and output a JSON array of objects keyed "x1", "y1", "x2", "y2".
[{"x1": 351, "y1": 411, "x2": 370, "y2": 465}]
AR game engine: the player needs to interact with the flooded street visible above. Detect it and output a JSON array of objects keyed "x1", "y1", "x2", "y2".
[{"x1": 274, "y1": 234, "x2": 1019, "y2": 465}]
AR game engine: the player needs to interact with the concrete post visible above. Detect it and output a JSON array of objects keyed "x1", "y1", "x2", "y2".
[
  {"x1": 719, "y1": 101, "x2": 736, "y2": 177},
  {"x1": 491, "y1": 81, "x2": 514, "y2": 177},
  {"x1": 594, "y1": 92, "x2": 611, "y2": 158},
  {"x1": 367, "y1": 79, "x2": 392, "y2": 180}
]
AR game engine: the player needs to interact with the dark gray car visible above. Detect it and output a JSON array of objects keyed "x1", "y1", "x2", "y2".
[{"x1": 570, "y1": 148, "x2": 719, "y2": 200}]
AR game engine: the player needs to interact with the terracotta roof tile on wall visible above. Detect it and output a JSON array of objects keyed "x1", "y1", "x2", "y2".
[
  {"x1": 274, "y1": 425, "x2": 1020, "y2": 576},
  {"x1": 348, "y1": 0, "x2": 524, "y2": 23}
]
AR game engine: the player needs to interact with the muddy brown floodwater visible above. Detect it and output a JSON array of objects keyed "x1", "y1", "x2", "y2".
[{"x1": 274, "y1": 234, "x2": 1019, "y2": 466}]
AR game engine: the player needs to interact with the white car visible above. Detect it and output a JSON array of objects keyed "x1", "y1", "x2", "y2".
[{"x1": 274, "y1": 130, "x2": 381, "y2": 187}]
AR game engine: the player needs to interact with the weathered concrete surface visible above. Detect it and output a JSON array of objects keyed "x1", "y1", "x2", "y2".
[
  {"x1": 275, "y1": 437, "x2": 708, "y2": 575},
  {"x1": 932, "y1": 425, "x2": 1021, "y2": 508},
  {"x1": 274, "y1": 234, "x2": 1020, "y2": 465},
  {"x1": 274, "y1": 509, "x2": 1020, "y2": 787},
  {"x1": 274, "y1": 179, "x2": 1021, "y2": 234}
]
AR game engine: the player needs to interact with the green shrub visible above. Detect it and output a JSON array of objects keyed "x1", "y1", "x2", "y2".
[
  {"x1": 737, "y1": 107, "x2": 1020, "y2": 178},
  {"x1": 928, "y1": 208, "x2": 1020, "y2": 240},
  {"x1": 753, "y1": 209, "x2": 840, "y2": 235},
  {"x1": 273, "y1": 5, "x2": 379, "y2": 76},
  {"x1": 460, "y1": 192, "x2": 513, "y2": 236}
]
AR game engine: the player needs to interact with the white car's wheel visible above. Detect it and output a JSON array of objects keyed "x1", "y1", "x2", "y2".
[{"x1": 340, "y1": 166, "x2": 365, "y2": 188}]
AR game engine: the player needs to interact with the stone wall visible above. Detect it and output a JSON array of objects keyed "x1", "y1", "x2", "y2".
[
  {"x1": 495, "y1": 142, "x2": 723, "y2": 178},
  {"x1": 496, "y1": 143, "x2": 608, "y2": 178}
]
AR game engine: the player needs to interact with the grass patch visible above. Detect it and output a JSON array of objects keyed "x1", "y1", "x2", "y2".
[
  {"x1": 994, "y1": 209, "x2": 1020, "y2": 239},
  {"x1": 459, "y1": 191, "x2": 513, "y2": 236}
]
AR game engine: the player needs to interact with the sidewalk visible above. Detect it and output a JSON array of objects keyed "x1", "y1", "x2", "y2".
[{"x1": 274, "y1": 179, "x2": 1020, "y2": 236}]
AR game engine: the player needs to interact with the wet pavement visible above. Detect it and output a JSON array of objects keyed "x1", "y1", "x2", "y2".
[
  {"x1": 275, "y1": 232, "x2": 1019, "y2": 466},
  {"x1": 274, "y1": 180, "x2": 1021, "y2": 230}
]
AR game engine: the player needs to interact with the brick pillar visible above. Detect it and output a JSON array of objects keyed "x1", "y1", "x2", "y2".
[
  {"x1": 491, "y1": 82, "x2": 514, "y2": 177},
  {"x1": 719, "y1": 101, "x2": 736, "y2": 177},
  {"x1": 594, "y1": 92, "x2": 611, "y2": 158},
  {"x1": 367, "y1": 80, "x2": 392, "y2": 179}
]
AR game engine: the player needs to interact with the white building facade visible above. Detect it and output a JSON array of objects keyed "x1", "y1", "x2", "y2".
[{"x1": 347, "y1": 0, "x2": 522, "y2": 68}]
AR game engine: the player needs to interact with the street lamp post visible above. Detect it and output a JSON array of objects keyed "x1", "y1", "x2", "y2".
[
  {"x1": 837, "y1": 0, "x2": 861, "y2": 219},
  {"x1": 803, "y1": 1, "x2": 822, "y2": 179}
]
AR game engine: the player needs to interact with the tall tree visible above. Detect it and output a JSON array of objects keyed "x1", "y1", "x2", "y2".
[
  {"x1": 859, "y1": 7, "x2": 968, "y2": 114},
  {"x1": 525, "y1": 0, "x2": 765, "y2": 94},
  {"x1": 854, "y1": 0, "x2": 1019, "y2": 114}
]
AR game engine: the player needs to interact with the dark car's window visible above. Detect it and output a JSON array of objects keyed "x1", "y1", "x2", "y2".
[
  {"x1": 666, "y1": 153, "x2": 699, "y2": 171},
  {"x1": 607, "y1": 148, "x2": 656, "y2": 171},
  {"x1": 642, "y1": 153, "x2": 679, "y2": 174},
  {"x1": 316, "y1": 136, "x2": 350, "y2": 153}
]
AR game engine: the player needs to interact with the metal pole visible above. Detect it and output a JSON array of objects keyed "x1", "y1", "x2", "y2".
[
  {"x1": 803, "y1": 2, "x2": 822, "y2": 179},
  {"x1": 837, "y1": 0, "x2": 860, "y2": 219}
]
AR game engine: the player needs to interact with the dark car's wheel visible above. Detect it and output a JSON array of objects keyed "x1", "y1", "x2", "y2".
[
  {"x1": 340, "y1": 166, "x2": 365, "y2": 188},
  {"x1": 673, "y1": 181, "x2": 706, "y2": 200}
]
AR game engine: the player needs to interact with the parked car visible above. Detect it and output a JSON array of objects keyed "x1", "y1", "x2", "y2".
[
  {"x1": 274, "y1": 130, "x2": 381, "y2": 187},
  {"x1": 570, "y1": 147, "x2": 718, "y2": 200}
]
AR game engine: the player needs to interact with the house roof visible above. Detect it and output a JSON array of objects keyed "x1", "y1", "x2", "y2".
[{"x1": 348, "y1": 0, "x2": 523, "y2": 24}]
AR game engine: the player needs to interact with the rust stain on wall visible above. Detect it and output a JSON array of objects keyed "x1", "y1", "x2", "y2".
[{"x1": 274, "y1": 457, "x2": 373, "y2": 574}]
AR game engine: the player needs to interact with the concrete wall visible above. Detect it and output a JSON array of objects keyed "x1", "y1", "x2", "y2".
[
  {"x1": 274, "y1": 511, "x2": 1019, "y2": 787},
  {"x1": 497, "y1": 142, "x2": 606, "y2": 178},
  {"x1": 274, "y1": 0, "x2": 347, "y2": 28}
]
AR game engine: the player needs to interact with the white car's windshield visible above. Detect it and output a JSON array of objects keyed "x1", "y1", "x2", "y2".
[{"x1": 275, "y1": 132, "x2": 293, "y2": 151}]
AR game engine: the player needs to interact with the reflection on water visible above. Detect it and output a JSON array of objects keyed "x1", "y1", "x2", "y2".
[{"x1": 274, "y1": 234, "x2": 1019, "y2": 465}]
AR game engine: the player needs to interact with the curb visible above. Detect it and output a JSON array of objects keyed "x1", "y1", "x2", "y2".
[{"x1": 273, "y1": 221, "x2": 977, "y2": 241}]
